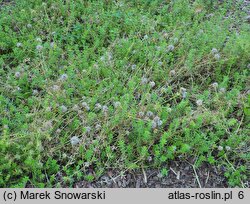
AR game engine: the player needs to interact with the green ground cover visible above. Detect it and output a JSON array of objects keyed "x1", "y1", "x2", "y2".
[{"x1": 0, "y1": 0, "x2": 249, "y2": 187}]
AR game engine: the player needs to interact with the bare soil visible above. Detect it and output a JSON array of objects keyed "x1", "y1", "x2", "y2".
[{"x1": 74, "y1": 160, "x2": 231, "y2": 188}]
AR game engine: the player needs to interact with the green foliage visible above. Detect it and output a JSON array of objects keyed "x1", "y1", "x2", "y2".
[{"x1": 0, "y1": 0, "x2": 249, "y2": 187}]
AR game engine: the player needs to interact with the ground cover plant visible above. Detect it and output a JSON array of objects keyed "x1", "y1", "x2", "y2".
[{"x1": 0, "y1": 0, "x2": 249, "y2": 187}]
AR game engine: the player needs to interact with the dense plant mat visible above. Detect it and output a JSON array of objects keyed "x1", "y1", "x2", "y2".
[{"x1": 0, "y1": 0, "x2": 249, "y2": 187}]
